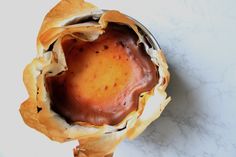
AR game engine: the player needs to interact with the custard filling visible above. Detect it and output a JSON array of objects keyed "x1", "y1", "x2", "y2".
[{"x1": 46, "y1": 24, "x2": 158, "y2": 126}]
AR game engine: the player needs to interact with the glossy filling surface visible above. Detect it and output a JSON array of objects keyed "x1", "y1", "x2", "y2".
[{"x1": 46, "y1": 24, "x2": 158, "y2": 125}]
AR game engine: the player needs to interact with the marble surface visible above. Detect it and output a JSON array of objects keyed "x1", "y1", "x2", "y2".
[{"x1": 0, "y1": 0, "x2": 235, "y2": 157}]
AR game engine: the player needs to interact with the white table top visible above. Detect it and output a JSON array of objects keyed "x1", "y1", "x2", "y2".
[{"x1": 0, "y1": 0, "x2": 235, "y2": 157}]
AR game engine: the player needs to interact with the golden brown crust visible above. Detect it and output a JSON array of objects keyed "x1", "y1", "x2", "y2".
[
  {"x1": 37, "y1": 0, "x2": 99, "y2": 55},
  {"x1": 20, "y1": 0, "x2": 170, "y2": 156}
]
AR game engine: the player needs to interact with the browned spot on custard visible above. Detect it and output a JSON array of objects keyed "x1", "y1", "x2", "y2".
[{"x1": 46, "y1": 24, "x2": 158, "y2": 126}]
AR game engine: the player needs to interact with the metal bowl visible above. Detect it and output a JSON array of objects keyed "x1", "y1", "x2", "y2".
[{"x1": 65, "y1": 10, "x2": 161, "y2": 51}]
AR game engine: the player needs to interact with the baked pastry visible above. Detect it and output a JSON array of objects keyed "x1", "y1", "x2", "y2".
[{"x1": 20, "y1": 0, "x2": 170, "y2": 156}]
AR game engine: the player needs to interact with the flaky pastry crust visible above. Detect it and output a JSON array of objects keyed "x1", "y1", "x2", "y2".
[{"x1": 20, "y1": 0, "x2": 170, "y2": 156}]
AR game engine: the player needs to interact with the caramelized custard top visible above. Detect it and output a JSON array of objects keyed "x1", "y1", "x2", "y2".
[{"x1": 46, "y1": 24, "x2": 158, "y2": 125}]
